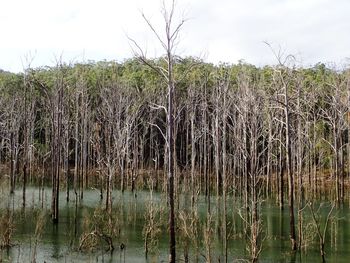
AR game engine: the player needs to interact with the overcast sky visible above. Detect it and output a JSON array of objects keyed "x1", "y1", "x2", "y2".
[{"x1": 1, "y1": 0, "x2": 349, "y2": 72}]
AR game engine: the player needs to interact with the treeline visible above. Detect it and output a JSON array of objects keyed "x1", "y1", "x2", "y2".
[{"x1": 0, "y1": 58, "x2": 349, "y2": 212}]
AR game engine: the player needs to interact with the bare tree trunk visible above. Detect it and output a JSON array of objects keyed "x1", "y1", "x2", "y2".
[
  {"x1": 190, "y1": 103, "x2": 196, "y2": 207},
  {"x1": 278, "y1": 127, "x2": 284, "y2": 210},
  {"x1": 284, "y1": 84, "x2": 297, "y2": 250},
  {"x1": 10, "y1": 131, "x2": 15, "y2": 194},
  {"x1": 334, "y1": 123, "x2": 340, "y2": 203},
  {"x1": 266, "y1": 113, "x2": 273, "y2": 195},
  {"x1": 222, "y1": 84, "x2": 228, "y2": 263},
  {"x1": 52, "y1": 83, "x2": 63, "y2": 223},
  {"x1": 168, "y1": 60, "x2": 176, "y2": 263},
  {"x1": 74, "y1": 91, "x2": 80, "y2": 202}
]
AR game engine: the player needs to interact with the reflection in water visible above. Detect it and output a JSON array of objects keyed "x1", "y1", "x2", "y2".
[{"x1": 0, "y1": 185, "x2": 349, "y2": 262}]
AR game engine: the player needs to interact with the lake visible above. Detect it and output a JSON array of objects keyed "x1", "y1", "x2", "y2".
[{"x1": 1, "y1": 183, "x2": 350, "y2": 262}]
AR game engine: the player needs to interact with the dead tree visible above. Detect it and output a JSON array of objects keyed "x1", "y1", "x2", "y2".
[
  {"x1": 267, "y1": 46, "x2": 298, "y2": 250},
  {"x1": 128, "y1": 1, "x2": 193, "y2": 261}
]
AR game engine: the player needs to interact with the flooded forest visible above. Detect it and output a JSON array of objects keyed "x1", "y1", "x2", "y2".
[
  {"x1": 1, "y1": 56, "x2": 350, "y2": 262},
  {"x1": 1, "y1": 6, "x2": 350, "y2": 263}
]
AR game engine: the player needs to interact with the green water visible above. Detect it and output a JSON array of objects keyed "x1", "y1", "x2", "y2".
[{"x1": 1, "y1": 184, "x2": 350, "y2": 262}]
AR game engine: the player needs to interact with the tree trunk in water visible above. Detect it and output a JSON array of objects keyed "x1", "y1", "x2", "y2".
[
  {"x1": 168, "y1": 71, "x2": 176, "y2": 263},
  {"x1": 52, "y1": 83, "x2": 63, "y2": 224},
  {"x1": 284, "y1": 86, "x2": 297, "y2": 250}
]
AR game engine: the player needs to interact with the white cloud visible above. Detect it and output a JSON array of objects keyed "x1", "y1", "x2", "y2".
[{"x1": 0, "y1": 0, "x2": 349, "y2": 72}]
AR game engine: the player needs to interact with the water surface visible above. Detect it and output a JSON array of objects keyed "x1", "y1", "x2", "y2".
[{"x1": 1, "y1": 184, "x2": 349, "y2": 262}]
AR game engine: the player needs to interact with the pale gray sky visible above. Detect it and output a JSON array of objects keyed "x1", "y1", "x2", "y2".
[{"x1": 0, "y1": 0, "x2": 349, "y2": 72}]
